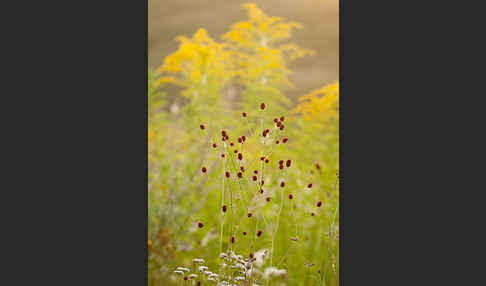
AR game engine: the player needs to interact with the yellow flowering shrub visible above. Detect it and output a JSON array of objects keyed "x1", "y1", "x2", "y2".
[{"x1": 293, "y1": 81, "x2": 339, "y2": 125}]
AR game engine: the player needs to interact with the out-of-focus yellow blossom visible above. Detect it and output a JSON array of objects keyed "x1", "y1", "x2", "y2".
[
  {"x1": 155, "y1": 28, "x2": 231, "y2": 95},
  {"x1": 223, "y1": 3, "x2": 314, "y2": 87},
  {"x1": 293, "y1": 82, "x2": 339, "y2": 123}
]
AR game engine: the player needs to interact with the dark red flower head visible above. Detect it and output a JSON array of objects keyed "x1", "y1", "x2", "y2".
[
  {"x1": 252, "y1": 175, "x2": 257, "y2": 181},
  {"x1": 243, "y1": 231, "x2": 247, "y2": 235},
  {"x1": 225, "y1": 171, "x2": 230, "y2": 178},
  {"x1": 311, "y1": 212, "x2": 315, "y2": 216},
  {"x1": 240, "y1": 166, "x2": 245, "y2": 172},
  {"x1": 198, "y1": 222, "x2": 204, "y2": 228},
  {"x1": 260, "y1": 189, "x2": 264, "y2": 194},
  {"x1": 317, "y1": 201, "x2": 322, "y2": 207},
  {"x1": 265, "y1": 159, "x2": 269, "y2": 163},
  {"x1": 279, "y1": 125, "x2": 285, "y2": 130},
  {"x1": 279, "y1": 160, "x2": 284, "y2": 165},
  {"x1": 200, "y1": 124, "x2": 205, "y2": 130},
  {"x1": 279, "y1": 165, "x2": 284, "y2": 170},
  {"x1": 254, "y1": 170, "x2": 258, "y2": 174},
  {"x1": 221, "y1": 154, "x2": 225, "y2": 158},
  {"x1": 286, "y1": 160, "x2": 291, "y2": 167},
  {"x1": 201, "y1": 167, "x2": 207, "y2": 173},
  {"x1": 212, "y1": 143, "x2": 217, "y2": 148},
  {"x1": 242, "y1": 112, "x2": 247, "y2": 117},
  {"x1": 288, "y1": 194, "x2": 293, "y2": 199},
  {"x1": 276, "y1": 121, "x2": 282, "y2": 127},
  {"x1": 274, "y1": 118, "x2": 278, "y2": 123},
  {"x1": 234, "y1": 149, "x2": 238, "y2": 153},
  {"x1": 266, "y1": 197, "x2": 271, "y2": 202},
  {"x1": 237, "y1": 172, "x2": 242, "y2": 178},
  {"x1": 221, "y1": 130, "x2": 226, "y2": 137},
  {"x1": 280, "y1": 181, "x2": 285, "y2": 187},
  {"x1": 242, "y1": 135, "x2": 246, "y2": 142},
  {"x1": 260, "y1": 103, "x2": 265, "y2": 110},
  {"x1": 261, "y1": 180, "x2": 264, "y2": 186},
  {"x1": 197, "y1": 281, "x2": 201, "y2": 286},
  {"x1": 238, "y1": 153, "x2": 243, "y2": 160},
  {"x1": 275, "y1": 140, "x2": 280, "y2": 144},
  {"x1": 238, "y1": 137, "x2": 242, "y2": 143},
  {"x1": 262, "y1": 130, "x2": 267, "y2": 137},
  {"x1": 249, "y1": 252, "x2": 254, "y2": 259},
  {"x1": 257, "y1": 230, "x2": 262, "y2": 237},
  {"x1": 231, "y1": 236, "x2": 235, "y2": 243},
  {"x1": 282, "y1": 138, "x2": 288, "y2": 143},
  {"x1": 222, "y1": 205, "x2": 227, "y2": 212},
  {"x1": 230, "y1": 142, "x2": 234, "y2": 146},
  {"x1": 260, "y1": 156, "x2": 265, "y2": 161},
  {"x1": 247, "y1": 213, "x2": 252, "y2": 218},
  {"x1": 308, "y1": 183, "x2": 313, "y2": 188},
  {"x1": 315, "y1": 163, "x2": 321, "y2": 170},
  {"x1": 280, "y1": 116, "x2": 285, "y2": 122},
  {"x1": 184, "y1": 276, "x2": 188, "y2": 281}
]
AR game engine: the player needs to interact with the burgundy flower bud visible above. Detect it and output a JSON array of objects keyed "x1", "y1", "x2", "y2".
[
  {"x1": 212, "y1": 143, "x2": 217, "y2": 148},
  {"x1": 311, "y1": 212, "x2": 315, "y2": 216},
  {"x1": 197, "y1": 281, "x2": 201, "y2": 286},
  {"x1": 276, "y1": 121, "x2": 282, "y2": 127},
  {"x1": 184, "y1": 276, "x2": 188, "y2": 281},
  {"x1": 242, "y1": 135, "x2": 246, "y2": 142},
  {"x1": 230, "y1": 142, "x2": 234, "y2": 146},
  {"x1": 252, "y1": 175, "x2": 257, "y2": 181},
  {"x1": 225, "y1": 135, "x2": 229, "y2": 140},
  {"x1": 260, "y1": 103, "x2": 265, "y2": 110},
  {"x1": 234, "y1": 149, "x2": 238, "y2": 153},
  {"x1": 247, "y1": 213, "x2": 252, "y2": 218},
  {"x1": 315, "y1": 163, "x2": 321, "y2": 170},
  {"x1": 231, "y1": 236, "x2": 235, "y2": 243},
  {"x1": 275, "y1": 140, "x2": 280, "y2": 144},
  {"x1": 279, "y1": 160, "x2": 284, "y2": 165},
  {"x1": 225, "y1": 171, "x2": 230, "y2": 178},
  {"x1": 280, "y1": 116, "x2": 285, "y2": 122},
  {"x1": 279, "y1": 125, "x2": 285, "y2": 130},
  {"x1": 265, "y1": 129, "x2": 270, "y2": 134},
  {"x1": 317, "y1": 201, "x2": 322, "y2": 207},
  {"x1": 308, "y1": 183, "x2": 312, "y2": 188},
  {"x1": 237, "y1": 172, "x2": 242, "y2": 178},
  {"x1": 242, "y1": 112, "x2": 247, "y2": 117},
  {"x1": 261, "y1": 180, "x2": 264, "y2": 186},
  {"x1": 221, "y1": 130, "x2": 226, "y2": 137},
  {"x1": 238, "y1": 153, "x2": 243, "y2": 160},
  {"x1": 249, "y1": 252, "x2": 254, "y2": 259},
  {"x1": 238, "y1": 137, "x2": 242, "y2": 143},
  {"x1": 288, "y1": 194, "x2": 293, "y2": 199},
  {"x1": 260, "y1": 157, "x2": 265, "y2": 161},
  {"x1": 260, "y1": 189, "x2": 264, "y2": 194},
  {"x1": 274, "y1": 118, "x2": 278, "y2": 123},
  {"x1": 279, "y1": 165, "x2": 284, "y2": 170},
  {"x1": 280, "y1": 181, "x2": 285, "y2": 187},
  {"x1": 201, "y1": 167, "x2": 207, "y2": 173},
  {"x1": 257, "y1": 230, "x2": 262, "y2": 237},
  {"x1": 264, "y1": 159, "x2": 269, "y2": 163},
  {"x1": 266, "y1": 197, "x2": 271, "y2": 202},
  {"x1": 262, "y1": 130, "x2": 267, "y2": 137},
  {"x1": 286, "y1": 160, "x2": 291, "y2": 167},
  {"x1": 221, "y1": 154, "x2": 225, "y2": 158},
  {"x1": 254, "y1": 170, "x2": 258, "y2": 174},
  {"x1": 200, "y1": 124, "x2": 205, "y2": 130},
  {"x1": 282, "y1": 138, "x2": 288, "y2": 143},
  {"x1": 240, "y1": 166, "x2": 245, "y2": 172},
  {"x1": 222, "y1": 205, "x2": 227, "y2": 212},
  {"x1": 198, "y1": 222, "x2": 204, "y2": 228},
  {"x1": 243, "y1": 231, "x2": 247, "y2": 236}
]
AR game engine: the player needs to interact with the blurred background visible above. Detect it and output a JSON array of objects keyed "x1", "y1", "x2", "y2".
[{"x1": 149, "y1": 0, "x2": 338, "y2": 101}]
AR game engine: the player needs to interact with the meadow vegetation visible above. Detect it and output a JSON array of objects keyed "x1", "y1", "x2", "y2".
[{"x1": 148, "y1": 3, "x2": 339, "y2": 285}]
